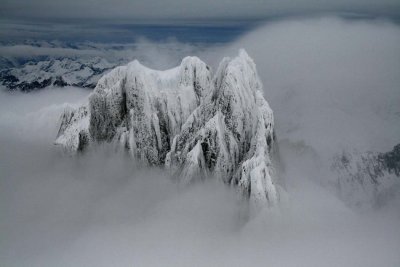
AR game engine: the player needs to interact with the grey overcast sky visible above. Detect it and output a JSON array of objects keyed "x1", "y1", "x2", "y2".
[{"x1": 1, "y1": 0, "x2": 400, "y2": 21}]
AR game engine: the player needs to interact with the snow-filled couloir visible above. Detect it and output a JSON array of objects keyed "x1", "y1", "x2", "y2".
[{"x1": 55, "y1": 49, "x2": 283, "y2": 208}]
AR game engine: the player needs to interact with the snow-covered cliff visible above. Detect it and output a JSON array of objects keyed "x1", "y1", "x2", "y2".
[{"x1": 55, "y1": 50, "x2": 282, "y2": 208}]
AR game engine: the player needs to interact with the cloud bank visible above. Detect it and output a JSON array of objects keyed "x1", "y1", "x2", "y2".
[{"x1": 224, "y1": 17, "x2": 400, "y2": 153}]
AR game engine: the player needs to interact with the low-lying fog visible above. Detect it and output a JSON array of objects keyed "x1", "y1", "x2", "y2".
[{"x1": 1, "y1": 17, "x2": 400, "y2": 266}]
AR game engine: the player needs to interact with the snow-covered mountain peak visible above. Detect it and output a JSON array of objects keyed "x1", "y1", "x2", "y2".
[{"x1": 56, "y1": 50, "x2": 282, "y2": 209}]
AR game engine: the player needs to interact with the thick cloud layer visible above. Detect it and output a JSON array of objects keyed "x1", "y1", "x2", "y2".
[
  {"x1": 1, "y1": 0, "x2": 400, "y2": 20},
  {"x1": 223, "y1": 17, "x2": 400, "y2": 153},
  {"x1": 1, "y1": 17, "x2": 400, "y2": 266}
]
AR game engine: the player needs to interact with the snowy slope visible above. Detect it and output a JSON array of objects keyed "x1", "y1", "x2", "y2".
[
  {"x1": 55, "y1": 50, "x2": 282, "y2": 208},
  {"x1": 332, "y1": 144, "x2": 400, "y2": 208}
]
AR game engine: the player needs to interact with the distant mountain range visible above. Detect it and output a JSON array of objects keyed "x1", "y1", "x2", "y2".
[
  {"x1": 0, "y1": 40, "x2": 211, "y2": 91},
  {"x1": 0, "y1": 57, "x2": 117, "y2": 91}
]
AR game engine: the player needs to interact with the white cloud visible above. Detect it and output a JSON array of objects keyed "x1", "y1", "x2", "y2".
[{"x1": 225, "y1": 17, "x2": 400, "y2": 154}]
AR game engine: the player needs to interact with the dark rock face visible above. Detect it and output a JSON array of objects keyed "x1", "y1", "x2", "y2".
[
  {"x1": 18, "y1": 78, "x2": 53, "y2": 92},
  {"x1": 379, "y1": 144, "x2": 400, "y2": 176},
  {"x1": 53, "y1": 76, "x2": 69, "y2": 87}
]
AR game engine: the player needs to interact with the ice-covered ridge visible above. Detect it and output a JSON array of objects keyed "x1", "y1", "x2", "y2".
[{"x1": 55, "y1": 50, "x2": 282, "y2": 209}]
